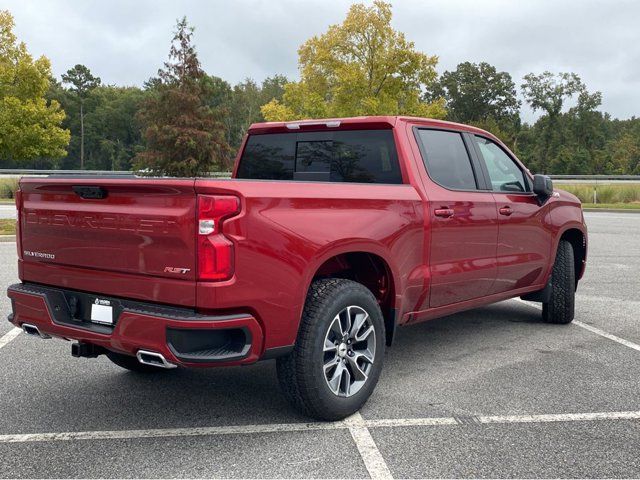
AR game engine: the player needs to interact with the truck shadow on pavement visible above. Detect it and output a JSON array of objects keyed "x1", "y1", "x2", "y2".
[{"x1": 15, "y1": 300, "x2": 559, "y2": 431}]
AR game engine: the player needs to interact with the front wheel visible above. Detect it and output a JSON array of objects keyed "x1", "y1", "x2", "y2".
[
  {"x1": 277, "y1": 278, "x2": 385, "y2": 421},
  {"x1": 542, "y1": 240, "x2": 575, "y2": 324}
]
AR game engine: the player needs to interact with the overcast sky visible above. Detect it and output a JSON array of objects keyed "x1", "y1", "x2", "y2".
[{"x1": 5, "y1": 0, "x2": 639, "y2": 123}]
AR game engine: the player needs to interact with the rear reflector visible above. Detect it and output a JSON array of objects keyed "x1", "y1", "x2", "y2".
[
  {"x1": 197, "y1": 195, "x2": 240, "y2": 281},
  {"x1": 199, "y1": 219, "x2": 215, "y2": 235}
]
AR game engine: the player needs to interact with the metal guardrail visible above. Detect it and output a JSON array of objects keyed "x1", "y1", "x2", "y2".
[
  {"x1": 0, "y1": 169, "x2": 232, "y2": 177},
  {"x1": 550, "y1": 175, "x2": 640, "y2": 181},
  {"x1": 0, "y1": 169, "x2": 132, "y2": 176}
]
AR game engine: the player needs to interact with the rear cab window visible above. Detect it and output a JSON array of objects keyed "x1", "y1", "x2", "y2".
[{"x1": 236, "y1": 130, "x2": 403, "y2": 184}]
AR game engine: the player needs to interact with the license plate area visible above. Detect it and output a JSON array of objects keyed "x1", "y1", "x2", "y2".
[
  {"x1": 90, "y1": 301, "x2": 114, "y2": 325},
  {"x1": 60, "y1": 291, "x2": 123, "y2": 328}
]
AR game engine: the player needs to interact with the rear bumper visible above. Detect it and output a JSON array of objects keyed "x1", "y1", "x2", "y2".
[{"x1": 7, "y1": 283, "x2": 264, "y2": 368}]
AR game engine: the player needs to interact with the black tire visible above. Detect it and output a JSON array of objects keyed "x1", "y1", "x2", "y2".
[
  {"x1": 106, "y1": 351, "x2": 168, "y2": 373},
  {"x1": 277, "y1": 278, "x2": 385, "y2": 421},
  {"x1": 542, "y1": 240, "x2": 575, "y2": 324}
]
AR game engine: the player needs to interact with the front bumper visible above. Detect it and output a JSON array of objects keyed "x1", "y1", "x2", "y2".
[{"x1": 7, "y1": 283, "x2": 264, "y2": 367}]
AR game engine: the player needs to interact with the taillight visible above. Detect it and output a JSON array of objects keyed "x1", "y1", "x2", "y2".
[{"x1": 197, "y1": 195, "x2": 240, "y2": 281}]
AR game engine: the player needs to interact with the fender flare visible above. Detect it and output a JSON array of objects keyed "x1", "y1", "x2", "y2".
[
  {"x1": 544, "y1": 222, "x2": 588, "y2": 284},
  {"x1": 295, "y1": 240, "x2": 402, "y2": 343}
]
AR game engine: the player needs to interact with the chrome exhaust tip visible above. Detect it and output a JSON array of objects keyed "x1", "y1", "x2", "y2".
[
  {"x1": 21, "y1": 323, "x2": 51, "y2": 339},
  {"x1": 136, "y1": 350, "x2": 177, "y2": 369}
]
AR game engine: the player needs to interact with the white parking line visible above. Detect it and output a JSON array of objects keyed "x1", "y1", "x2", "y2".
[
  {"x1": 573, "y1": 321, "x2": 640, "y2": 352},
  {"x1": 584, "y1": 214, "x2": 640, "y2": 220},
  {"x1": 479, "y1": 411, "x2": 640, "y2": 424},
  {"x1": 514, "y1": 298, "x2": 640, "y2": 352},
  {"x1": 0, "y1": 421, "x2": 339, "y2": 444},
  {"x1": 364, "y1": 417, "x2": 458, "y2": 428},
  {"x1": 344, "y1": 412, "x2": 393, "y2": 480},
  {"x1": 1, "y1": 409, "x2": 639, "y2": 446},
  {"x1": 0, "y1": 328, "x2": 20, "y2": 350}
]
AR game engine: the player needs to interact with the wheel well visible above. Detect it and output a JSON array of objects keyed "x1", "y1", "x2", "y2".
[
  {"x1": 312, "y1": 252, "x2": 396, "y2": 346},
  {"x1": 560, "y1": 229, "x2": 586, "y2": 286}
]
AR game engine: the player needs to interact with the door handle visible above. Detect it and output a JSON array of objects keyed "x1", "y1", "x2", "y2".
[
  {"x1": 434, "y1": 208, "x2": 454, "y2": 218},
  {"x1": 499, "y1": 206, "x2": 513, "y2": 216}
]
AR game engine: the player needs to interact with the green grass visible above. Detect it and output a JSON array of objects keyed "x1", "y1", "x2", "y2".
[
  {"x1": 0, "y1": 178, "x2": 19, "y2": 200},
  {"x1": 582, "y1": 203, "x2": 640, "y2": 210},
  {"x1": 0, "y1": 198, "x2": 15, "y2": 204},
  {"x1": 555, "y1": 183, "x2": 640, "y2": 205},
  {"x1": 0, "y1": 219, "x2": 16, "y2": 236}
]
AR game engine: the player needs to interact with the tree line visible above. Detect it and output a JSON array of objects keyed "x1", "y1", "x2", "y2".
[{"x1": 1, "y1": 2, "x2": 639, "y2": 176}]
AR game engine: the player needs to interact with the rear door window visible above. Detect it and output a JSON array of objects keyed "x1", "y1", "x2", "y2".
[
  {"x1": 237, "y1": 130, "x2": 402, "y2": 184},
  {"x1": 415, "y1": 129, "x2": 478, "y2": 190}
]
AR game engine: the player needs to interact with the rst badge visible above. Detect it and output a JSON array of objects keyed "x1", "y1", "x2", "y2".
[{"x1": 164, "y1": 267, "x2": 191, "y2": 274}]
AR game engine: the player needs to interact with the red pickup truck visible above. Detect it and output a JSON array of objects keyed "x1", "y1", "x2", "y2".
[{"x1": 7, "y1": 116, "x2": 587, "y2": 420}]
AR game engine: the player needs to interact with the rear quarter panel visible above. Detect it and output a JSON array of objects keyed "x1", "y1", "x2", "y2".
[{"x1": 194, "y1": 179, "x2": 424, "y2": 349}]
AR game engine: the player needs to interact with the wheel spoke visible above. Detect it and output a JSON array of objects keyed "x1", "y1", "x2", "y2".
[
  {"x1": 327, "y1": 361, "x2": 344, "y2": 394},
  {"x1": 341, "y1": 308, "x2": 353, "y2": 337},
  {"x1": 329, "y1": 314, "x2": 343, "y2": 338},
  {"x1": 349, "y1": 309, "x2": 369, "y2": 338},
  {"x1": 341, "y1": 364, "x2": 352, "y2": 396},
  {"x1": 323, "y1": 337, "x2": 337, "y2": 353},
  {"x1": 353, "y1": 347, "x2": 374, "y2": 365},
  {"x1": 324, "y1": 357, "x2": 339, "y2": 373},
  {"x1": 355, "y1": 324, "x2": 374, "y2": 343},
  {"x1": 346, "y1": 355, "x2": 369, "y2": 382}
]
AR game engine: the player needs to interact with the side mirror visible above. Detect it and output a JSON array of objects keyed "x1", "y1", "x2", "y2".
[{"x1": 533, "y1": 174, "x2": 553, "y2": 199}]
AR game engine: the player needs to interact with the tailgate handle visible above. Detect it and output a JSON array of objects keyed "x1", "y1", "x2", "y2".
[{"x1": 72, "y1": 186, "x2": 108, "y2": 199}]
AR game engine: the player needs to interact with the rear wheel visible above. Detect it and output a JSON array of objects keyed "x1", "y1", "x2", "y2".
[
  {"x1": 542, "y1": 240, "x2": 575, "y2": 324},
  {"x1": 106, "y1": 351, "x2": 168, "y2": 373},
  {"x1": 277, "y1": 278, "x2": 385, "y2": 421}
]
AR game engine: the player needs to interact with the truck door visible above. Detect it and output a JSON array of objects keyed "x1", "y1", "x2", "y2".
[
  {"x1": 470, "y1": 135, "x2": 552, "y2": 294},
  {"x1": 413, "y1": 128, "x2": 499, "y2": 308}
]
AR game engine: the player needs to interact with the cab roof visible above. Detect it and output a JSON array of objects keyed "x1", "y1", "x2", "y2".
[{"x1": 247, "y1": 116, "x2": 495, "y2": 138}]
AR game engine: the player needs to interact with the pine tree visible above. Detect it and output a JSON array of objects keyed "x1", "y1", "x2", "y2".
[
  {"x1": 62, "y1": 64, "x2": 101, "y2": 169},
  {"x1": 135, "y1": 17, "x2": 229, "y2": 176}
]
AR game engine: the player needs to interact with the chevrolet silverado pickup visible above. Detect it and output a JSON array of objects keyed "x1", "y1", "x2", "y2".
[{"x1": 7, "y1": 116, "x2": 587, "y2": 420}]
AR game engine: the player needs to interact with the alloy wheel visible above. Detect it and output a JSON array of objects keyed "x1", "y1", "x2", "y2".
[{"x1": 322, "y1": 305, "x2": 376, "y2": 397}]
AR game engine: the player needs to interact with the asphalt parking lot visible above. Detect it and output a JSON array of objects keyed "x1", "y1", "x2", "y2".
[{"x1": 0, "y1": 211, "x2": 639, "y2": 478}]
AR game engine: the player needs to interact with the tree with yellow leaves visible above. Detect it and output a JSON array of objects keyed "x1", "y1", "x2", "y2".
[
  {"x1": 261, "y1": 1, "x2": 445, "y2": 121},
  {"x1": 0, "y1": 10, "x2": 69, "y2": 164}
]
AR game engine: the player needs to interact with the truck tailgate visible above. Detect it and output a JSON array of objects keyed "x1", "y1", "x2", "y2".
[{"x1": 18, "y1": 177, "x2": 197, "y2": 305}]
